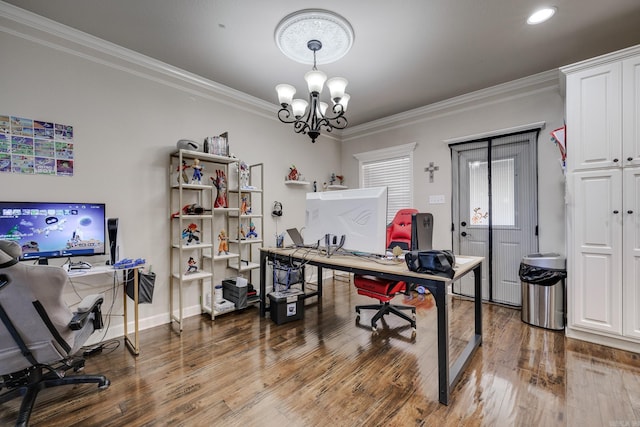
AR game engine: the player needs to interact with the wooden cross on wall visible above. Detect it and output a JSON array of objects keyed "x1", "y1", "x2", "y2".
[{"x1": 424, "y1": 162, "x2": 439, "y2": 183}]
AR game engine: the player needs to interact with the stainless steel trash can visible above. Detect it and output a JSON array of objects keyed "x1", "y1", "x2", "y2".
[{"x1": 520, "y1": 253, "x2": 566, "y2": 330}]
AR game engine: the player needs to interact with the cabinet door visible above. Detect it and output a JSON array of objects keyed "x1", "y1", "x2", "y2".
[
  {"x1": 566, "y1": 62, "x2": 622, "y2": 171},
  {"x1": 570, "y1": 170, "x2": 623, "y2": 335},
  {"x1": 623, "y1": 167, "x2": 640, "y2": 338},
  {"x1": 623, "y1": 55, "x2": 640, "y2": 167}
]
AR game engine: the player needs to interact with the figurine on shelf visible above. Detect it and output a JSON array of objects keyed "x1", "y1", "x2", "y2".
[
  {"x1": 323, "y1": 182, "x2": 328, "y2": 191},
  {"x1": 329, "y1": 173, "x2": 336, "y2": 185},
  {"x1": 176, "y1": 160, "x2": 189, "y2": 184},
  {"x1": 246, "y1": 221, "x2": 258, "y2": 239},
  {"x1": 191, "y1": 158, "x2": 203, "y2": 185},
  {"x1": 313, "y1": 180, "x2": 317, "y2": 192},
  {"x1": 186, "y1": 257, "x2": 198, "y2": 274},
  {"x1": 239, "y1": 160, "x2": 250, "y2": 189},
  {"x1": 182, "y1": 223, "x2": 200, "y2": 245},
  {"x1": 239, "y1": 224, "x2": 246, "y2": 240},
  {"x1": 211, "y1": 169, "x2": 228, "y2": 208},
  {"x1": 240, "y1": 194, "x2": 252, "y2": 215},
  {"x1": 217, "y1": 229, "x2": 229, "y2": 255},
  {"x1": 336, "y1": 175, "x2": 344, "y2": 185},
  {"x1": 288, "y1": 164, "x2": 299, "y2": 181}
]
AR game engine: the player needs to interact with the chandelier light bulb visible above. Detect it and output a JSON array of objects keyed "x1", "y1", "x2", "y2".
[
  {"x1": 291, "y1": 98, "x2": 308, "y2": 117},
  {"x1": 318, "y1": 102, "x2": 328, "y2": 116},
  {"x1": 327, "y1": 77, "x2": 348, "y2": 102},
  {"x1": 304, "y1": 70, "x2": 327, "y2": 94},
  {"x1": 275, "y1": 84, "x2": 296, "y2": 106},
  {"x1": 337, "y1": 93, "x2": 350, "y2": 112}
]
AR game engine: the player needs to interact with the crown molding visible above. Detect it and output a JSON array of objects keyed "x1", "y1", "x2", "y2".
[
  {"x1": 0, "y1": 1, "x2": 278, "y2": 119},
  {"x1": 342, "y1": 69, "x2": 560, "y2": 142}
]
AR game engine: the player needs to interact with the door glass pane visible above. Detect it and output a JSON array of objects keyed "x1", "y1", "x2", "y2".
[
  {"x1": 468, "y1": 158, "x2": 515, "y2": 226},
  {"x1": 491, "y1": 158, "x2": 515, "y2": 226}
]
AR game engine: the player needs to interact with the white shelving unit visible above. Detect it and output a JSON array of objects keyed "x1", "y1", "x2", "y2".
[
  {"x1": 169, "y1": 148, "x2": 240, "y2": 331},
  {"x1": 228, "y1": 163, "x2": 264, "y2": 287}
]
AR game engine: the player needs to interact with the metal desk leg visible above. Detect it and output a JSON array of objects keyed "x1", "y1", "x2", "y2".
[
  {"x1": 435, "y1": 284, "x2": 450, "y2": 405},
  {"x1": 259, "y1": 251, "x2": 267, "y2": 317},
  {"x1": 123, "y1": 268, "x2": 140, "y2": 356}
]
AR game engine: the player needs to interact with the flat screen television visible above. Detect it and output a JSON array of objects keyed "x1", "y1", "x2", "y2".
[
  {"x1": 0, "y1": 201, "x2": 106, "y2": 262},
  {"x1": 304, "y1": 187, "x2": 388, "y2": 255}
]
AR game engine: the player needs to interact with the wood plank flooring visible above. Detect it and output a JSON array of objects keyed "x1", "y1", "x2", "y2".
[{"x1": 2, "y1": 277, "x2": 640, "y2": 426}]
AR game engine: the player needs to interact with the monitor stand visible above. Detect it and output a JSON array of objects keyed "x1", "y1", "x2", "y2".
[{"x1": 37, "y1": 258, "x2": 48, "y2": 265}]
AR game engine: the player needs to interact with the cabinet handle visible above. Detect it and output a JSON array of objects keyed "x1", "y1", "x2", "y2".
[
  {"x1": 613, "y1": 210, "x2": 619, "y2": 214},
  {"x1": 628, "y1": 157, "x2": 634, "y2": 162},
  {"x1": 629, "y1": 210, "x2": 634, "y2": 214},
  {"x1": 613, "y1": 158, "x2": 619, "y2": 163}
]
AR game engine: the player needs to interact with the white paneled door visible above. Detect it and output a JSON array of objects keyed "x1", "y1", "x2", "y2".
[{"x1": 451, "y1": 130, "x2": 539, "y2": 305}]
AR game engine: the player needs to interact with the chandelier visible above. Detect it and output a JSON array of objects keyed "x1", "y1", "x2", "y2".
[{"x1": 274, "y1": 10, "x2": 353, "y2": 143}]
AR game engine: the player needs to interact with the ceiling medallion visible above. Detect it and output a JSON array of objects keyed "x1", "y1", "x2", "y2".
[{"x1": 274, "y1": 9, "x2": 354, "y2": 65}]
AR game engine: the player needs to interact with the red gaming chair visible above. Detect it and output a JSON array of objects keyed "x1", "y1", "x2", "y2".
[{"x1": 354, "y1": 208, "x2": 418, "y2": 333}]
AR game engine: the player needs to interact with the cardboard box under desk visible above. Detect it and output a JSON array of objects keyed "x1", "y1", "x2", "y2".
[
  {"x1": 268, "y1": 289, "x2": 304, "y2": 325},
  {"x1": 222, "y1": 278, "x2": 247, "y2": 309}
]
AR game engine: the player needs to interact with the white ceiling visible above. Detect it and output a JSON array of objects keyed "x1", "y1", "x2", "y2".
[{"x1": 4, "y1": 0, "x2": 640, "y2": 127}]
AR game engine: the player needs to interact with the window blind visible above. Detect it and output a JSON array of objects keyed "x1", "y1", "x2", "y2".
[{"x1": 362, "y1": 155, "x2": 412, "y2": 222}]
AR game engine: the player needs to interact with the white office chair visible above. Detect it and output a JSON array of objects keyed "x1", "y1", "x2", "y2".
[{"x1": 0, "y1": 240, "x2": 109, "y2": 427}]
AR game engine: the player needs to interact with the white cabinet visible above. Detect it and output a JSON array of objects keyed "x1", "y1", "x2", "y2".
[
  {"x1": 623, "y1": 167, "x2": 640, "y2": 339},
  {"x1": 563, "y1": 44, "x2": 640, "y2": 352},
  {"x1": 568, "y1": 169, "x2": 622, "y2": 335}
]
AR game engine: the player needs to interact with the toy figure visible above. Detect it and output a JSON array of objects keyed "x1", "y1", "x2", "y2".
[
  {"x1": 240, "y1": 194, "x2": 251, "y2": 215},
  {"x1": 336, "y1": 175, "x2": 344, "y2": 185},
  {"x1": 176, "y1": 160, "x2": 189, "y2": 183},
  {"x1": 191, "y1": 158, "x2": 203, "y2": 184},
  {"x1": 288, "y1": 164, "x2": 299, "y2": 181},
  {"x1": 329, "y1": 173, "x2": 336, "y2": 185},
  {"x1": 239, "y1": 160, "x2": 250, "y2": 189},
  {"x1": 246, "y1": 221, "x2": 258, "y2": 239},
  {"x1": 217, "y1": 229, "x2": 229, "y2": 255},
  {"x1": 211, "y1": 169, "x2": 228, "y2": 208},
  {"x1": 182, "y1": 223, "x2": 200, "y2": 245},
  {"x1": 239, "y1": 224, "x2": 246, "y2": 240},
  {"x1": 313, "y1": 180, "x2": 317, "y2": 192},
  {"x1": 186, "y1": 257, "x2": 198, "y2": 274}
]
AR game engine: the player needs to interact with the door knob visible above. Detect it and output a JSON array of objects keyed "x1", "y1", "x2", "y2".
[
  {"x1": 628, "y1": 157, "x2": 634, "y2": 162},
  {"x1": 613, "y1": 210, "x2": 619, "y2": 214},
  {"x1": 613, "y1": 158, "x2": 619, "y2": 163},
  {"x1": 461, "y1": 231, "x2": 468, "y2": 237},
  {"x1": 628, "y1": 210, "x2": 634, "y2": 214}
]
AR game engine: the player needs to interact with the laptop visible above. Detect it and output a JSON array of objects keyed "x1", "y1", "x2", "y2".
[{"x1": 286, "y1": 228, "x2": 312, "y2": 248}]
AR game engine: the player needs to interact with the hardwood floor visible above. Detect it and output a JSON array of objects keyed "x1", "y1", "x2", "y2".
[{"x1": 2, "y1": 277, "x2": 640, "y2": 426}]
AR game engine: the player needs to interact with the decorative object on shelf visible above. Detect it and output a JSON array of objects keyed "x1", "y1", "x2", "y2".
[
  {"x1": 239, "y1": 160, "x2": 250, "y2": 188},
  {"x1": 239, "y1": 224, "x2": 246, "y2": 240},
  {"x1": 335, "y1": 174, "x2": 344, "y2": 185},
  {"x1": 176, "y1": 139, "x2": 199, "y2": 151},
  {"x1": 212, "y1": 169, "x2": 228, "y2": 208},
  {"x1": 191, "y1": 158, "x2": 203, "y2": 184},
  {"x1": 176, "y1": 160, "x2": 188, "y2": 183},
  {"x1": 171, "y1": 203, "x2": 205, "y2": 218},
  {"x1": 204, "y1": 132, "x2": 229, "y2": 156},
  {"x1": 247, "y1": 221, "x2": 258, "y2": 239},
  {"x1": 313, "y1": 181, "x2": 317, "y2": 192},
  {"x1": 182, "y1": 223, "x2": 200, "y2": 245},
  {"x1": 288, "y1": 165, "x2": 299, "y2": 181},
  {"x1": 241, "y1": 194, "x2": 252, "y2": 215},
  {"x1": 274, "y1": 10, "x2": 353, "y2": 143},
  {"x1": 329, "y1": 173, "x2": 336, "y2": 185},
  {"x1": 276, "y1": 232, "x2": 285, "y2": 248},
  {"x1": 185, "y1": 257, "x2": 198, "y2": 274},
  {"x1": 217, "y1": 229, "x2": 229, "y2": 255}
]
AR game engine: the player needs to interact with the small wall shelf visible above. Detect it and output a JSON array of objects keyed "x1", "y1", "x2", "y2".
[
  {"x1": 285, "y1": 180, "x2": 310, "y2": 186},
  {"x1": 327, "y1": 184, "x2": 348, "y2": 190}
]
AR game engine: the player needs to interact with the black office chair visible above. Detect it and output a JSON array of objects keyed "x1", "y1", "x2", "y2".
[
  {"x1": 0, "y1": 240, "x2": 109, "y2": 427},
  {"x1": 354, "y1": 212, "x2": 433, "y2": 335}
]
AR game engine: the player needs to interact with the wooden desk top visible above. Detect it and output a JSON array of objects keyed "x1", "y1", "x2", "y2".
[{"x1": 261, "y1": 247, "x2": 483, "y2": 283}]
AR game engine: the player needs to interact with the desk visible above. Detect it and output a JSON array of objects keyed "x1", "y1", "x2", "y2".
[
  {"x1": 259, "y1": 248, "x2": 483, "y2": 405},
  {"x1": 67, "y1": 265, "x2": 142, "y2": 356}
]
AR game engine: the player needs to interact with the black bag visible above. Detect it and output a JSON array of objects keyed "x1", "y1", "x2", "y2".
[
  {"x1": 125, "y1": 269, "x2": 156, "y2": 304},
  {"x1": 405, "y1": 250, "x2": 456, "y2": 279}
]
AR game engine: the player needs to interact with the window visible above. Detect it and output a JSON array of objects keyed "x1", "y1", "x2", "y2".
[{"x1": 354, "y1": 142, "x2": 416, "y2": 222}]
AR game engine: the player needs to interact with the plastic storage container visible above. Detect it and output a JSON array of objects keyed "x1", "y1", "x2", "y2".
[{"x1": 519, "y1": 253, "x2": 567, "y2": 330}]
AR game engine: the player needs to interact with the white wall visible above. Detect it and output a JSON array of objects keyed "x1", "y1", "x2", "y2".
[
  {"x1": 340, "y1": 74, "x2": 567, "y2": 255},
  {"x1": 0, "y1": 21, "x2": 340, "y2": 339}
]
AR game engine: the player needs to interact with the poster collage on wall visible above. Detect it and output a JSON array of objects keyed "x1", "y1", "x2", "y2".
[{"x1": 0, "y1": 115, "x2": 74, "y2": 176}]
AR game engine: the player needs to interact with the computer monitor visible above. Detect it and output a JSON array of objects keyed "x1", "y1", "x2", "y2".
[
  {"x1": 304, "y1": 187, "x2": 388, "y2": 255},
  {"x1": 0, "y1": 201, "x2": 106, "y2": 263}
]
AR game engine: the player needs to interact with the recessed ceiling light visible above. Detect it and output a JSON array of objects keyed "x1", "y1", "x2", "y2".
[{"x1": 527, "y1": 7, "x2": 557, "y2": 25}]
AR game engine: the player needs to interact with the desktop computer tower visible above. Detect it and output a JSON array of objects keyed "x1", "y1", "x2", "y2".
[{"x1": 107, "y1": 218, "x2": 119, "y2": 265}]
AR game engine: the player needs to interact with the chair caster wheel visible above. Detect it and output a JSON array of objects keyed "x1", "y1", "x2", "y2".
[
  {"x1": 411, "y1": 329, "x2": 416, "y2": 339},
  {"x1": 355, "y1": 315, "x2": 360, "y2": 325},
  {"x1": 99, "y1": 379, "x2": 110, "y2": 390},
  {"x1": 371, "y1": 326, "x2": 378, "y2": 333}
]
